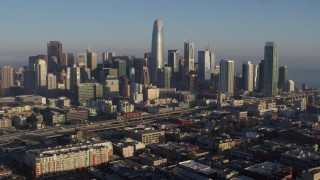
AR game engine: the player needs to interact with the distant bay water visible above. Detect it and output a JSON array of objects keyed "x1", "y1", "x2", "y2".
[{"x1": 289, "y1": 68, "x2": 320, "y2": 89}]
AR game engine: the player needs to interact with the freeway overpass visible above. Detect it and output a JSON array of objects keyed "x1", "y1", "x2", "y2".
[{"x1": 0, "y1": 107, "x2": 209, "y2": 145}]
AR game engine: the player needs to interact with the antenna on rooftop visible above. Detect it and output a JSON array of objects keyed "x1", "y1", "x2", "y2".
[{"x1": 206, "y1": 42, "x2": 210, "y2": 51}]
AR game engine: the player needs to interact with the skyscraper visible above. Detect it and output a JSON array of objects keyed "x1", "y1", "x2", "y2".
[
  {"x1": 76, "y1": 53, "x2": 87, "y2": 68},
  {"x1": 158, "y1": 67, "x2": 172, "y2": 88},
  {"x1": 46, "y1": 73, "x2": 57, "y2": 90},
  {"x1": 87, "y1": 48, "x2": 97, "y2": 72},
  {"x1": 253, "y1": 64, "x2": 259, "y2": 91},
  {"x1": 1, "y1": 66, "x2": 14, "y2": 97},
  {"x1": 113, "y1": 59, "x2": 126, "y2": 78},
  {"x1": 198, "y1": 50, "x2": 214, "y2": 87},
  {"x1": 47, "y1": 41, "x2": 62, "y2": 75},
  {"x1": 141, "y1": 66, "x2": 150, "y2": 87},
  {"x1": 35, "y1": 59, "x2": 47, "y2": 94},
  {"x1": 62, "y1": 53, "x2": 75, "y2": 69},
  {"x1": 242, "y1": 61, "x2": 254, "y2": 91},
  {"x1": 168, "y1": 50, "x2": 179, "y2": 85},
  {"x1": 278, "y1": 66, "x2": 288, "y2": 90},
  {"x1": 102, "y1": 51, "x2": 115, "y2": 67},
  {"x1": 184, "y1": 41, "x2": 195, "y2": 74},
  {"x1": 219, "y1": 59, "x2": 234, "y2": 95},
  {"x1": 257, "y1": 60, "x2": 265, "y2": 92},
  {"x1": 149, "y1": 19, "x2": 164, "y2": 85},
  {"x1": 263, "y1": 42, "x2": 278, "y2": 96}
]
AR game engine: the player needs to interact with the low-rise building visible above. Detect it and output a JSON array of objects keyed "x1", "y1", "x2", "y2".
[
  {"x1": 140, "y1": 154, "x2": 167, "y2": 166},
  {"x1": 280, "y1": 149, "x2": 320, "y2": 170},
  {"x1": 113, "y1": 143, "x2": 134, "y2": 158},
  {"x1": 243, "y1": 161, "x2": 292, "y2": 180},
  {"x1": 173, "y1": 160, "x2": 217, "y2": 180},
  {"x1": 124, "y1": 127, "x2": 164, "y2": 145},
  {"x1": 301, "y1": 166, "x2": 320, "y2": 180}
]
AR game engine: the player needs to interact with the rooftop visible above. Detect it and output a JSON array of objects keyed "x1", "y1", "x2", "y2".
[
  {"x1": 179, "y1": 160, "x2": 217, "y2": 175},
  {"x1": 245, "y1": 162, "x2": 285, "y2": 175}
]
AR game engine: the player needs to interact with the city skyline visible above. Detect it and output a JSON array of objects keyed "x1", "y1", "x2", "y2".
[{"x1": 0, "y1": 0, "x2": 319, "y2": 71}]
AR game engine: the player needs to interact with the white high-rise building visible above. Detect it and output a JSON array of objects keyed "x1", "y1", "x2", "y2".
[
  {"x1": 219, "y1": 59, "x2": 234, "y2": 95},
  {"x1": 284, "y1": 80, "x2": 295, "y2": 92},
  {"x1": 76, "y1": 53, "x2": 87, "y2": 68},
  {"x1": 253, "y1": 64, "x2": 259, "y2": 90},
  {"x1": 242, "y1": 61, "x2": 254, "y2": 91},
  {"x1": 149, "y1": 19, "x2": 164, "y2": 85},
  {"x1": 198, "y1": 50, "x2": 215, "y2": 86},
  {"x1": 47, "y1": 73, "x2": 57, "y2": 90},
  {"x1": 35, "y1": 59, "x2": 47, "y2": 94},
  {"x1": 66, "y1": 67, "x2": 71, "y2": 90},
  {"x1": 184, "y1": 41, "x2": 195, "y2": 73}
]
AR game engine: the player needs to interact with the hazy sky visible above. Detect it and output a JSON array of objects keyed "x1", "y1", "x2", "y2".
[{"x1": 0, "y1": 0, "x2": 319, "y2": 71}]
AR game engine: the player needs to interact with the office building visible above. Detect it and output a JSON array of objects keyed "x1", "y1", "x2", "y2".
[
  {"x1": 284, "y1": 80, "x2": 295, "y2": 92},
  {"x1": 258, "y1": 60, "x2": 265, "y2": 92},
  {"x1": 76, "y1": 53, "x2": 87, "y2": 68},
  {"x1": 130, "y1": 83, "x2": 143, "y2": 94},
  {"x1": 253, "y1": 64, "x2": 259, "y2": 90},
  {"x1": 279, "y1": 66, "x2": 288, "y2": 90},
  {"x1": 100, "y1": 68, "x2": 118, "y2": 83},
  {"x1": 158, "y1": 67, "x2": 171, "y2": 88},
  {"x1": 104, "y1": 77, "x2": 119, "y2": 98},
  {"x1": 168, "y1": 50, "x2": 179, "y2": 84},
  {"x1": 119, "y1": 76, "x2": 130, "y2": 97},
  {"x1": 263, "y1": 42, "x2": 278, "y2": 96},
  {"x1": 87, "y1": 48, "x2": 97, "y2": 72},
  {"x1": 219, "y1": 59, "x2": 234, "y2": 95},
  {"x1": 61, "y1": 53, "x2": 74, "y2": 69},
  {"x1": 23, "y1": 66, "x2": 36, "y2": 94},
  {"x1": 129, "y1": 67, "x2": 135, "y2": 83},
  {"x1": 80, "y1": 67, "x2": 91, "y2": 83},
  {"x1": 144, "y1": 86, "x2": 159, "y2": 100},
  {"x1": 113, "y1": 59, "x2": 126, "y2": 78},
  {"x1": 141, "y1": 66, "x2": 150, "y2": 87},
  {"x1": 198, "y1": 50, "x2": 214, "y2": 87},
  {"x1": 102, "y1": 51, "x2": 115, "y2": 67},
  {"x1": 0, "y1": 66, "x2": 14, "y2": 97},
  {"x1": 242, "y1": 61, "x2": 254, "y2": 91},
  {"x1": 149, "y1": 19, "x2": 164, "y2": 85},
  {"x1": 133, "y1": 58, "x2": 147, "y2": 83},
  {"x1": 35, "y1": 59, "x2": 47, "y2": 94},
  {"x1": 124, "y1": 128, "x2": 164, "y2": 145},
  {"x1": 75, "y1": 83, "x2": 103, "y2": 105},
  {"x1": 184, "y1": 41, "x2": 195, "y2": 74},
  {"x1": 46, "y1": 73, "x2": 57, "y2": 90},
  {"x1": 47, "y1": 41, "x2": 62, "y2": 63}
]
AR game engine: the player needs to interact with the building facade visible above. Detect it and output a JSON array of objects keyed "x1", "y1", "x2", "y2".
[
  {"x1": 149, "y1": 19, "x2": 164, "y2": 85},
  {"x1": 263, "y1": 42, "x2": 279, "y2": 96}
]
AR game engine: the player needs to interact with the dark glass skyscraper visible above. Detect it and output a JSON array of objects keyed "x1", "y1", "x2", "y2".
[
  {"x1": 47, "y1": 41, "x2": 62, "y2": 65},
  {"x1": 278, "y1": 66, "x2": 288, "y2": 90},
  {"x1": 149, "y1": 19, "x2": 164, "y2": 85},
  {"x1": 263, "y1": 42, "x2": 278, "y2": 96},
  {"x1": 168, "y1": 50, "x2": 179, "y2": 85}
]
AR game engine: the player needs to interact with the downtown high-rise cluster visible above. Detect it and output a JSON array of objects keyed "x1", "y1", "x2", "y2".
[{"x1": 0, "y1": 19, "x2": 295, "y2": 101}]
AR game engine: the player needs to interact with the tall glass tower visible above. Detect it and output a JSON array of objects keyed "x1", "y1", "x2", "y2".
[
  {"x1": 219, "y1": 59, "x2": 234, "y2": 96},
  {"x1": 149, "y1": 19, "x2": 164, "y2": 85},
  {"x1": 278, "y1": 66, "x2": 288, "y2": 90},
  {"x1": 184, "y1": 41, "x2": 195, "y2": 74},
  {"x1": 263, "y1": 42, "x2": 278, "y2": 96}
]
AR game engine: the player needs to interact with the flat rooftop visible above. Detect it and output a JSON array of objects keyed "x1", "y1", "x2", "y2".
[
  {"x1": 179, "y1": 160, "x2": 217, "y2": 175},
  {"x1": 245, "y1": 162, "x2": 285, "y2": 175}
]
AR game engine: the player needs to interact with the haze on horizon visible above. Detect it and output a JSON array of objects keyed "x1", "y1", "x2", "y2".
[{"x1": 0, "y1": 0, "x2": 319, "y2": 70}]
